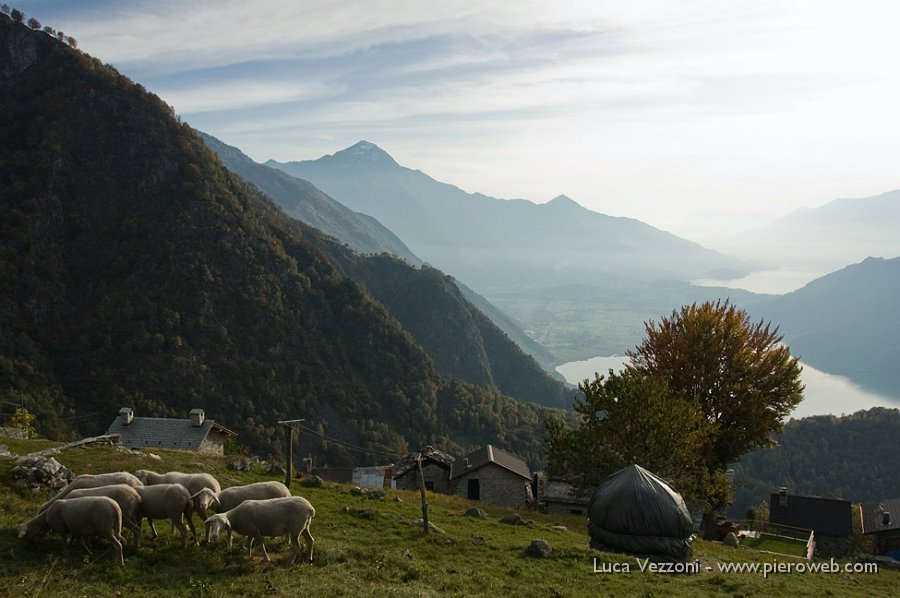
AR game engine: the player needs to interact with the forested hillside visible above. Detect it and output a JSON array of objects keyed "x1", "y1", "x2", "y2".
[
  {"x1": 0, "y1": 17, "x2": 564, "y2": 466},
  {"x1": 202, "y1": 133, "x2": 571, "y2": 406},
  {"x1": 731, "y1": 407, "x2": 900, "y2": 517}
]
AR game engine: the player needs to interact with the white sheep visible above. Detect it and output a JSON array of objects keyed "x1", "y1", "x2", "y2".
[
  {"x1": 63, "y1": 484, "x2": 143, "y2": 548},
  {"x1": 40, "y1": 471, "x2": 143, "y2": 512},
  {"x1": 134, "y1": 483, "x2": 198, "y2": 546},
  {"x1": 134, "y1": 469, "x2": 220, "y2": 522},
  {"x1": 19, "y1": 496, "x2": 126, "y2": 565},
  {"x1": 204, "y1": 496, "x2": 315, "y2": 564},
  {"x1": 192, "y1": 481, "x2": 291, "y2": 542},
  {"x1": 191, "y1": 481, "x2": 291, "y2": 514}
]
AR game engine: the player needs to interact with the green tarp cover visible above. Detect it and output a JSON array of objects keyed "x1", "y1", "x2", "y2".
[{"x1": 588, "y1": 464, "x2": 694, "y2": 560}]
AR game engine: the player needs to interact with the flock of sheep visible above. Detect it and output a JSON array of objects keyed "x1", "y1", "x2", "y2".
[{"x1": 16, "y1": 469, "x2": 316, "y2": 566}]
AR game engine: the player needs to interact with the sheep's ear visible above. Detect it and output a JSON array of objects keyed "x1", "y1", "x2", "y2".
[
  {"x1": 211, "y1": 495, "x2": 220, "y2": 507},
  {"x1": 17, "y1": 526, "x2": 26, "y2": 539}
]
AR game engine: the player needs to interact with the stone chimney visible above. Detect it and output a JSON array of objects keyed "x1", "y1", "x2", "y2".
[
  {"x1": 189, "y1": 408, "x2": 205, "y2": 427},
  {"x1": 778, "y1": 487, "x2": 788, "y2": 507},
  {"x1": 119, "y1": 407, "x2": 134, "y2": 426}
]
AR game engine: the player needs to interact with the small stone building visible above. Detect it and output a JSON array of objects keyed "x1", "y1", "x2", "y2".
[
  {"x1": 860, "y1": 498, "x2": 900, "y2": 556},
  {"x1": 450, "y1": 445, "x2": 531, "y2": 507},
  {"x1": 107, "y1": 407, "x2": 236, "y2": 455},
  {"x1": 768, "y1": 489, "x2": 853, "y2": 557},
  {"x1": 542, "y1": 478, "x2": 591, "y2": 516},
  {"x1": 393, "y1": 446, "x2": 455, "y2": 493}
]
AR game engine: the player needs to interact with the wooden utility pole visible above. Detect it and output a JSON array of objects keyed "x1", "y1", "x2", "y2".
[
  {"x1": 416, "y1": 454, "x2": 429, "y2": 536},
  {"x1": 277, "y1": 419, "x2": 305, "y2": 488}
]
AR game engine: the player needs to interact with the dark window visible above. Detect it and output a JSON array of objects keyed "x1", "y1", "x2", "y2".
[
  {"x1": 425, "y1": 481, "x2": 434, "y2": 492},
  {"x1": 570, "y1": 508, "x2": 584, "y2": 515},
  {"x1": 467, "y1": 478, "x2": 480, "y2": 500}
]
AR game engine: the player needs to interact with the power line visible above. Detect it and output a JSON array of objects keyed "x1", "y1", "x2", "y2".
[{"x1": 296, "y1": 421, "x2": 404, "y2": 461}]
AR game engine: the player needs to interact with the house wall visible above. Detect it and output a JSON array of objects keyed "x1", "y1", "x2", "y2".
[
  {"x1": 0, "y1": 426, "x2": 27, "y2": 440},
  {"x1": 198, "y1": 433, "x2": 225, "y2": 456},
  {"x1": 455, "y1": 463, "x2": 530, "y2": 507},
  {"x1": 395, "y1": 463, "x2": 452, "y2": 494},
  {"x1": 874, "y1": 530, "x2": 900, "y2": 554},
  {"x1": 815, "y1": 534, "x2": 852, "y2": 558}
]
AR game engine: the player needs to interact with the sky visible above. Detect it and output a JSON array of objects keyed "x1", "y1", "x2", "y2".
[{"x1": 15, "y1": 0, "x2": 900, "y2": 240}]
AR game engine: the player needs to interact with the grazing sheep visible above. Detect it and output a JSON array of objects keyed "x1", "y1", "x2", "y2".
[
  {"x1": 192, "y1": 481, "x2": 291, "y2": 542},
  {"x1": 134, "y1": 469, "x2": 220, "y2": 522},
  {"x1": 19, "y1": 496, "x2": 126, "y2": 565},
  {"x1": 192, "y1": 481, "x2": 291, "y2": 514},
  {"x1": 205, "y1": 496, "x2": 315, "y2": 564},
  {"x1": 39, "y1": 471, "x2": 143, "y2": 512},
  {"x1": 134, "y1": 483, "x2": 198, "y2": 546},
  {"x1": 64, "y1": 484, "x2": 143, "y2": 548}
]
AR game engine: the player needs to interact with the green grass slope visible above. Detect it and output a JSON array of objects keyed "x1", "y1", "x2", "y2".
[{"x1": 1, "y1": 442, "x2": 897, "y2": 597}]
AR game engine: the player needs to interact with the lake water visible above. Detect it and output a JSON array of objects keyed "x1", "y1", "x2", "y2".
[
  {"x1": 555, "y1": 355, "x2": 900, "y2": 419},
  {"x1": 691, "y1": 269, "x2": 825, "y2": 295}
]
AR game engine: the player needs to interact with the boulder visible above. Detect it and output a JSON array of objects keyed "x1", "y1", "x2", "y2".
[
  {"x1": 525, "y1": 539, "x2": 553, "y2": 558},
  {"x1": 464, "y1": 507, "x2": 488, "y2": 518},
  {"x1": 500, "y1": 513, "x2": 530, "y2": 526},
  {"x1": 723, "y1": 532, "x2": 740, "y2": 548},
  {"x1": 9, "y1": 455, "x2": 73, "y2": 490},
  {"x1": 414, "y1": 519, "x2": 446, "y2": 535}
]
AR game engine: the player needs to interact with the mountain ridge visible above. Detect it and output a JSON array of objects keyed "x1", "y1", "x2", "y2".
[{"x1": 267, "y1": 140, "x2": 757, "y2": 290}]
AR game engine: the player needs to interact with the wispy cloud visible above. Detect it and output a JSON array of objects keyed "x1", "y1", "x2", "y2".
[{"x1": 26, "y1": 0, "x2": 900, "y2": 232}]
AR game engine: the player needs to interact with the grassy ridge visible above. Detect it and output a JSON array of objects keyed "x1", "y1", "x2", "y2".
[{"x1": 1, "y1": 441, "x2": 897, "y2": 597}]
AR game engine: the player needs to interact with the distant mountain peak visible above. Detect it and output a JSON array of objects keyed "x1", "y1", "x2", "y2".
[
  {"x1": 332, "y1": 140, "x2": 398, "y2": 167},
  {"x1": 545, "y1": 194, "x2": 584, "y2": 210}
]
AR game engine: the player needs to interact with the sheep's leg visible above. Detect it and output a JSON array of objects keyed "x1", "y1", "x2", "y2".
[
  {"x1": 79, "y1": 536, "x2": 94, "y2": 555},
  {"x1": 172, "y1": 515, "x2": 189, "y2": 547},
  {"x1": 302, "y1": 523, "x2": 315, "y2": 563},
  {"x1": 289, "y1": 534, "x2": 301, "y2": 564},
  {"x1": 246, "y1": 536, "x2": 253, "y2": 559},
  {"x1": 107, "y1": 531, "x2": 125, "y2": 566},
  {"x1": 127, "y1": 515, "x2": 141, "y2": 549},
  {"x1": 184, "y1": 509, "x2": 199, "y2": 546},
  {"x1": 148, "y1": 518, "x2": 160, "y2": 540},
  {"x1": 256, "y1": 536, "x2": 270, "y2": 562}
]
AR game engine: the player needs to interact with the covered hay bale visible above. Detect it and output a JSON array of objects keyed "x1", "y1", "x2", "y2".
[{"x1": 587, "y1": 464, "x2": 693, "y2": 561}]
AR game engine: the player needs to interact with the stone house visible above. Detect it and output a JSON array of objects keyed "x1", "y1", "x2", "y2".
[
  {"x1": 106, "y1": 407, "x2": 236, "y2": 455},
  {"x1": 768, "y1": 489, "x2": 853, "y2": 557},
  {"x1": 450, "y1": 445, "x2": 532, "y2": 507},
  {"x1": 392, "y1": 446, "x2": 455, "y2": 493},
  {"x1": 542, "y1": 477, "x2": 590, "y2": 516},
  {"x1": 860, "y1": 498, "x2": 900, "y2": 556}
]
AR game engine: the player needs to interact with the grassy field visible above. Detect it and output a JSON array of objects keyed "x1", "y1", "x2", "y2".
[
  {"x1": 1, "y1": 439, "x2": 897, "y2": 597},
  {"x1": 741, "y1": 534, "x2": 808, "y2": 559}
]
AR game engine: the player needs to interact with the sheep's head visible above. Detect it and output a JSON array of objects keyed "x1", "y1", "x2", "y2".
[
  {"x1": 191, "y1": 487, "x2": 220, "y2": 512},
  {"x1": 204, "y1": 514, "x2": 230, "y2": 542},
  {"x1": 133, "y1": 470, "x2": 153, "y2": 484},
  {"x1": 17, "y1": 519, "x2": 47, "y2": 542}
]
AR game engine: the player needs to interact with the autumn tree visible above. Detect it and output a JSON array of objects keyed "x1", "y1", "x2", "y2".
[
  {"x1": 1, "y1": 4, "x2": 10, "y2": 17},
  {"x1": 10, "y1": 7, "x2": 22, "y2": 22},
  {"x1": 546, "y1": 368, "x2": 711, "y2": 498},
  {"x1": 626, "y1": 299, "x2": 804, "y2": 475},
  {"x1": 26, "y1": 16, "x2": 39, "y2": 29}
]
